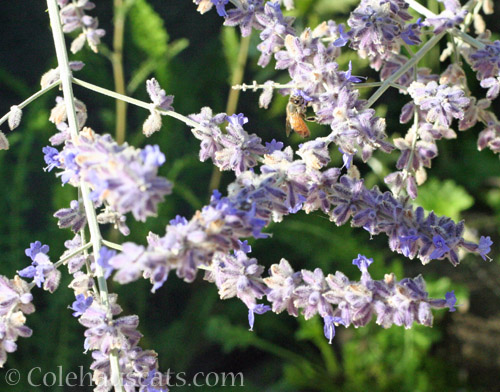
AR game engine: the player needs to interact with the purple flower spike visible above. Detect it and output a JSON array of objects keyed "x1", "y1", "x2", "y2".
[
  {"x1": 429, "y1": 235, "x2": 451, "y2": 260},
  {"x1": 478, "y1": 236, "x2": 493, "y2": 261},
  {"x1": 70, "y1": 294, "x2": 93, "y2": 317},
  {"x1": 224, "y1": 0, "x2": 266, "y2": 37},
  {"x1": 265, "y1": 139, "x2": 284, "y2": 154},
  {"x1": 323, "y1": 315, "x2": 345, "y2": 344},
  {"x1": 333, "y1": 24, "x2": 350, "y2": 47},
  {"x1": 445, "y1": 290, "x2": 457, "y2": 312},
  {"x1": 352, "y1": 254, "x2": 374, "y2": 271},
  {"x1": 25, "y1": 241, "x2": 50, "y2": 261},
  {"x1": 248, "y1": 304, "x2": 271, "y2": 331},
  {"x1": 211, "y1": 0, "x2": 229, "y2": 17}
]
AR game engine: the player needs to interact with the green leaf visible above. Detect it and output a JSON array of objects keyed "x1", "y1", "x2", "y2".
[
  {"x1": 129, "y1": 0, "x2": 169, "y2": 59},
  {"x1": 206, "y1": 316, "x2": 256, "y2": 352},
  {"x1": 415, "y1": 178, "x2": 474, "y2": 220}
]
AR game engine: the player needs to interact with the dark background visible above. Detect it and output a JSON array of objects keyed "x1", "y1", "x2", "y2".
[{"x1": 0, "y1": 1, "x2": 499, "y2": 391}]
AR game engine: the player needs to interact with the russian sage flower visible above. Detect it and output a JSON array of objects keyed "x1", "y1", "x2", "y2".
[
  {"x1": 424, "y1": 0, "x2": 468, "y2": 35},
  {"x1": 54, "y1": 200, "x2": 87, "y2": 233},
  {"x1": 18, "y1": 242, "x2": 60, "y2": 293},
  {"x1": 224, "y1": 0, "x2": 266, "y2": 37},
  {"x1": 58, "y1": 0, "x2": 105, "y2": 53},
  {"x1": 343, "y1": 0, "x2": 416, "y2": 70},
  {"x1": 255, "y1": 2, "x2": 295, "y2": 67},
  {"x1": 143, "y1": 78, "x2": 175, "y2": 137},
  {"x1": 76, "y1": 295, "x2": 169, "y2": 391},
  {"x1": 468, "y1": 40, "x2": 500, "y2": 81},
  {"x1": 408, "y1": 81, "x2": 470, "y2": 127},
  {"x1": 0, "y1": 276, "x2": 35, "y2": 367},
  {"x1": 46, "y1": 128, "x2": 172, "y2": 222},
  {"x1": 204, "y1": 246, "x2": 271, "y2": 329}
]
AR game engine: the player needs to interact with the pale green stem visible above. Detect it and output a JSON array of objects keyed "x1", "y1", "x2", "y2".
[
  {"x1": 102, "y1": 240, "x2": 124, "y2": 252},
  {"x1": 112, "y1": 0, "x2": 127, "y2": 144},
  {"x1": 54, "y1": 241, "x2": 93, "y2": 269},
  {"x1": 72, "y1": 77, "x2": 201, "y2": 129},
  {"x1": 366, "y1": 31, "x2": 446, "y2": 108},
  {"x1": 0, "y1": 80, "x2": 61, "y2": 128},
  {"x1": 46, "y1": 1, "x2": 123, "y2": 390},
  {"x1": 233, "y1": 80, "x2": 407, "y2": 91}
]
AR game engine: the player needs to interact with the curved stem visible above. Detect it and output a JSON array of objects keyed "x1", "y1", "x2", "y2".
[
  {"x1": 46, "y1": 2, "x2": 123, "y2": 391},
  {"x1": 72, "y1": 77, "x2": 201, "y2": 128}
]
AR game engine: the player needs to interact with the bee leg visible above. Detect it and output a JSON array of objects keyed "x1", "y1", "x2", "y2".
[{"x1": 305, "y1": 116, "x2": 318, "y2": 122}]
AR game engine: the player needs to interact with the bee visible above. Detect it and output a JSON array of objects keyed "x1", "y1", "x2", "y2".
[{"x1": 286, "y1": 93, "x2": 310, "y2": 138}]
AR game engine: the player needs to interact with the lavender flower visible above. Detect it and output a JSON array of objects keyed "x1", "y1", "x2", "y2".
[
  {"x1": 143, "y1": 79, "x2": 175, "y2": 137},
  {"x1": 77, "y1": 296, "x2": 169, "y2": 391},
  {"x1": 223, "y1": 0, "x2": 266, "y2": 37},
  {"x1": 0, "y1": 276, "x2": 35, "y2": 367},
  {"x1": 213, "y1": 114, "x2": 267, "y2": 175},
  {"x1": 425, "y1": 0, "x2": 467, "y2": 35},
  {"x1": 211, "y1": 0, "x2": 229, "y2": 17},
  {"x1": 47, "y1": 128, "x2": 172, "y2": 222},
  {"x1": 344, "y1": 0, "x2": 415, "y2": 70},
  {"x1": 188, "y1": 107, "x2": 227, "y2": 162},
  {"x1": 70, "y1": 294, "x2": 93, "y2": 317},
  {"x1": 323, "y1": 316, "x2": 345, "y2": 344},
  {"x1": 255, "y1": 2, "x2": 295, "y2": 67},
  {"x1": 49, "y1": 96, "x2": 88, "y2": 131},
  {"x1": 58, "y1": 0, "x2": 105, "y2": 53},
  {"x1": 293, "y1": 268, "x2": 333, "y2": 319},
  {"x1": 25, "y1": 241, "x2": 49, "y2": 260},
  {"x1": 204, "y1": 248, "x2": 271, "y2": 329},
  {"x1": 97, "y1": 247, "x2": 116, "y2": 279},
  {"x1": 18, "y1": 249, "x2": 60, "y2": 293},
  {"x1": 54, "y1": 200, "x2": 87, "y2": 233},
  {"x1": 469, "y1": 40, "x2": 500, "y2": 81},
  {"x1": 264, "y1": 258, "x2": 301, "y2": 316},
  {"x1": 146, "y1": 79, "x2": 174, "y2": 111},
  {"x1": 408, "y1": 81, "x2": 470, "y2": 127}
]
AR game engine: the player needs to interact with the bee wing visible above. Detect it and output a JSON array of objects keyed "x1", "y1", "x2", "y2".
[{"x1": 286, "y1": 117, "x2": 292, "y2": 137}]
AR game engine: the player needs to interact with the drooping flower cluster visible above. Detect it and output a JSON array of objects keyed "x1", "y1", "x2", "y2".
[
  {"x1": 105, "y1": 103, "x2": 490, "y2": 301},
  {"x1": 57, "y1": 0, "x2": 105, "y2": 53},
  {"x1": 0, "y1": 275, "x2": 35, "y2": 367},
  {"x1": 205, "y1": 252, "x2": 457, "y2": 340},
  {"x1": 43, "y1": 128, "x2": 172, "y2": 222},
  {"x1": 272, "y1": 29, "x2": 394, "y2": 162}
]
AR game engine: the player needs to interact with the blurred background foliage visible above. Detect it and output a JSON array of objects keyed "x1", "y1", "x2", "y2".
[{"x1": 0, "y1": 0, "x2": 499, "y2": 391}]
